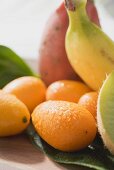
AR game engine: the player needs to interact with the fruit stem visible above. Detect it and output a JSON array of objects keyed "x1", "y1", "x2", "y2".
[
  {"x1": 65, "y1": 0, "x2": 88, "y2": 30},
  {"x1": 65, "y1": 0, "x2": 87, "y2": 11},
  {"x1": 64, "y1": 0, "x2": 76, "y2": 11}
]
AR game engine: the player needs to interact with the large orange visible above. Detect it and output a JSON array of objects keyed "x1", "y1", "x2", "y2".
[
  {"x1": 32, "y1": 100, "x2": 97, "y2": 152},
  {"x1": 3, "y1": 76, "x2": 46, "y2": 112},
  {"x1": 46, "y1": 80, "x2": 91, "y2": 102},
  {"x1": 0, "y1": 91, "x2": 30, "y2": 137}
]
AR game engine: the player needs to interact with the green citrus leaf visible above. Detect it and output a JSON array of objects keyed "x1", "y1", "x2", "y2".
[
  {"x1": 26, "y1": 123, "x2": 114, "y2": 170},
  {"x1": 0, "y1": 45, "x2": 36, "y2": 88}
]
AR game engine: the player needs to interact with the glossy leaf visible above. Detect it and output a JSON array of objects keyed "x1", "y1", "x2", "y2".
[{"x1": 0, "y1": 45, "x2": 35, "y2": 88}]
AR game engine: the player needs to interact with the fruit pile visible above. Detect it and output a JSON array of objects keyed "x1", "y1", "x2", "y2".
[
  {"x1": 1, "y1": 77, "x2": 97, "y2": 151},
  {"x1": 0, "y1": 0, "x2": 114, "y2": 169}
]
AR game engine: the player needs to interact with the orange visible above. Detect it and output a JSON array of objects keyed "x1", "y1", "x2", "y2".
[
  {"x1": 46, "y1": 80, "x2": 91, "y2": 102},
  {"x1": 0, "y1": 91, "x2": 30, "y2": 137},
  {"x1": 78, "y1": 92, "x2": 98, "y2": 119},
  {"x1": 3, "y1": 76, "x2": 46, "y2": 112},
  {"x1": 32, "y1": 100, "x2": 97, "y2": 152}
]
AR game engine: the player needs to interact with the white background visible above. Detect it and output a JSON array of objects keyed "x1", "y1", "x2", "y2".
[
  {"x1": 0, "y1": 0, "x2": 114, "y2": 61},
  {"x1": 0, "y1": 0, "x2": 61, "y2": 60}
]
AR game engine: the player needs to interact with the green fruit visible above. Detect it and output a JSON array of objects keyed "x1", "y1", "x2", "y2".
[
  {"x1": 65, "y1": 0, "x2": 114, "y2": 90},
  {"x1": 97, "y1": 71, "x2": 114, "y2": 155}
]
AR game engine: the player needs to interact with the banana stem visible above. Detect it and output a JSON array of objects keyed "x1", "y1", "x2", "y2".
[
  {"x1": 64, "y1": 0, "x2": 76, "y2": 11},
  {"x1": 65, "y1": 0, "x2": 87, "y2": 11}
]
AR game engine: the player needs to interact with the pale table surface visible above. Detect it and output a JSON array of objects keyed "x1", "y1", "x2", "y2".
[{"x1": 0, "y1": 134, "x2": 89, "y2": 170}]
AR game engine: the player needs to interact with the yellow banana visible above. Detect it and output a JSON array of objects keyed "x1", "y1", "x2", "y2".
[{"x1": 65, "y1": 0, "x2": 114, "y2": 90}]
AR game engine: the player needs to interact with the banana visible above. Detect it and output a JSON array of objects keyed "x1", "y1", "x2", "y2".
[{"x1": 65, "y1": 0, "x2": 114, "y2": 90}]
